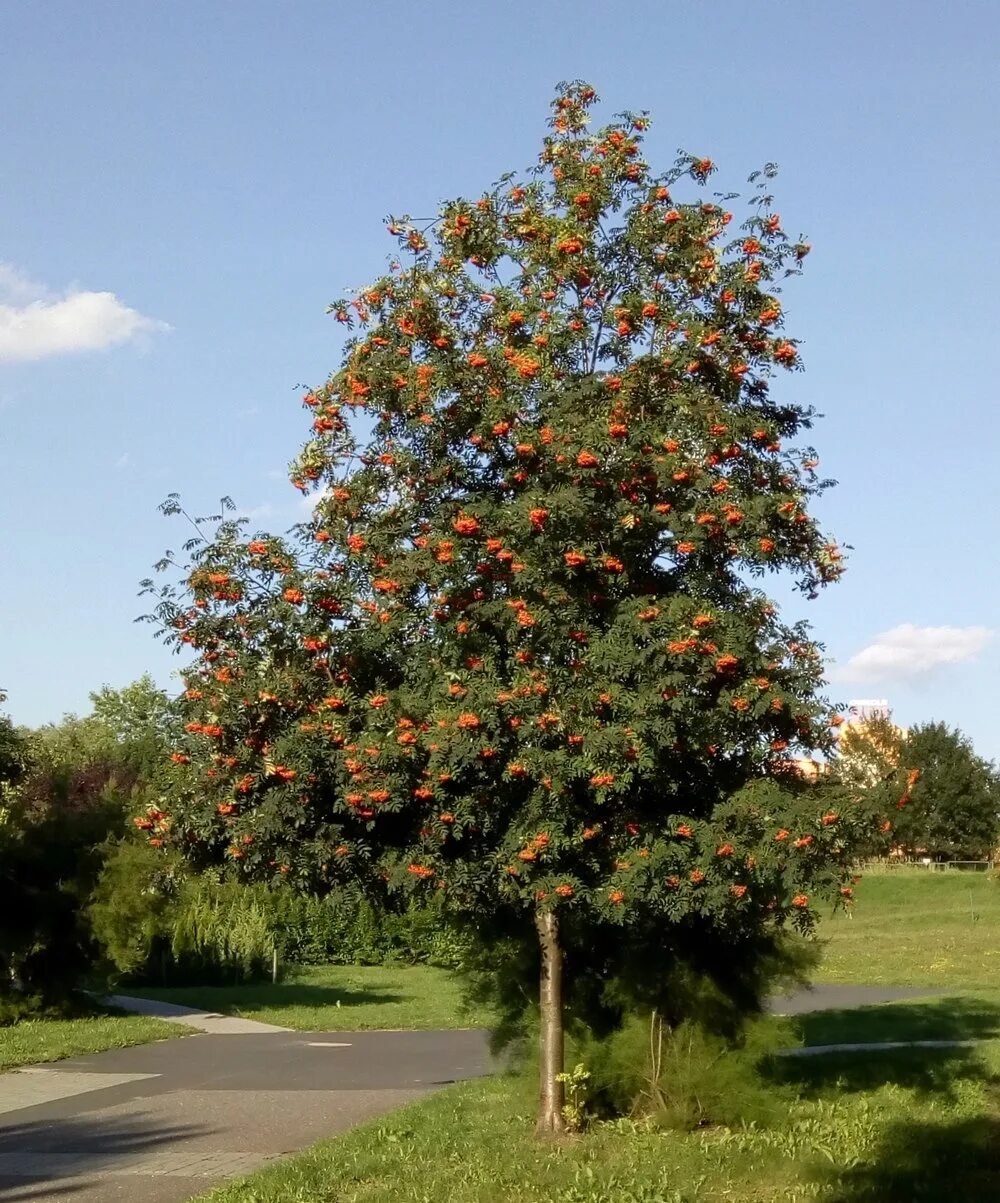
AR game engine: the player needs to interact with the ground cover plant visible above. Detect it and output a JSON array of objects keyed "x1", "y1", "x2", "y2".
[{"x1": 144, "y1": 80, "x2": 886, "y2": 1131}]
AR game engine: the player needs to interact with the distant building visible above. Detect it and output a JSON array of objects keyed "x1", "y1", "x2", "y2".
[{"x1": 845, "y1": 699, "x2": 891, "y2": 724}]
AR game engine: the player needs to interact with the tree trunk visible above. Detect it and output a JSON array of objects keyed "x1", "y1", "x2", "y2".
[{"x1": 535, "y1": 907, "x2": 567, "y2": 1136}]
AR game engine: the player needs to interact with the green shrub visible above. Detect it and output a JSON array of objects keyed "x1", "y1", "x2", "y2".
[
  {"x1": 88, "y1": 840, "x2": 182, "y2": 977},
  {"x1": 579, "y1": 1010, "x2": 796, "y2": 1130},
  {"x1": 0, "y1": 782, "x2": 125, "y2": 1015},
  {"x1": 90, "y1": 845, "x2": 471, "y2": 984}
]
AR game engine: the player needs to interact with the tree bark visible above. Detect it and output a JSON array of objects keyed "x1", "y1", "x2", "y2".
[{"x1": 535, "y1": 906, "x2": 567, "y2": 1136}]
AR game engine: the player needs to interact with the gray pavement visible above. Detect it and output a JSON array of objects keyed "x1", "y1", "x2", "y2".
[
  {"x1": 0, "y1": 1028, "x2": 493, "y2": 1203},
  {"x1": 767, "y1": 983, "x2": 947, "y2": 1015}
]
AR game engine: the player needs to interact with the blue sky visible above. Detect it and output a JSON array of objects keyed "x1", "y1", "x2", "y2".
[{"x1": 3, "y1": 0, "x2": 998, "y2": 758}]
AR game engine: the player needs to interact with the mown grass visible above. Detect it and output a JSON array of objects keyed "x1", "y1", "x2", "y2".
[
  {"x1": 128, "y1": 963, "x2": 494, "y2": 1031},
  {"x1": 813, "y1": 866, "x2": 1000, "y2": 988},
  {"x1": 0, "y1": 1006, "x2": 185, "y2": 1072},
  {"x1": 198, "y1": 1041, "x2": 1000, "y2": 1203}
]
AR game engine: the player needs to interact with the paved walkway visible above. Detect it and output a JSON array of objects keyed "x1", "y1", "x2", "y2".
[
  {"x1": 0, "y1": 1027, "x2": 492, "y2": 1202},
  {"x1": 103, "y1": 994, "x2": 291, "y2": 1036},
  {"x1": 767, "y1": 983, "x2": 947, "y2": 1015}
]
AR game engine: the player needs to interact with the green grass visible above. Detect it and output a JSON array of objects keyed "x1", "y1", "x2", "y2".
[
  {"x1": 814, "y1": 866, "x2": 1000, "y2": 988},
  {"x1": 127, "y1": 963, "x2": 494, "y2": 1031},
  {"x1": 196, "y1": 1041, "x2": 1000, "y2": 1203},
  {"x1": 0, "y1": 1008, "x2": 186, "y2": 1072}
]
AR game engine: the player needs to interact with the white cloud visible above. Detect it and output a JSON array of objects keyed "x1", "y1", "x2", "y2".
[
  {"x1": 115, "y1": 452, "x2": 131, "y2": 469},
  {"x1": 300, "y1": 486, "x2": 330, "y2": 512},
  {"x1": 234, "y1": 502, "x2": 275, "y2": 521},
  {"x1": 833, "y1": 624, "x2": 994, "y2": 683},
  {"x1": 0, "y1": 263, "x2": 169, "y2": 363}
]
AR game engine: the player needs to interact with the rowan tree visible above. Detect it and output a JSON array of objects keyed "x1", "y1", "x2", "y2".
[{"x1": 145, "y1": 83, "x2": 883, "y2": 1132}]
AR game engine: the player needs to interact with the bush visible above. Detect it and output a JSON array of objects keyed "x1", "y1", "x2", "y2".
[
  {"x1": 0, "y1": 793, "x2": 118, "y2": 1013},
  {"x1": 579, "y1": 1010, "x2": 796, "y2": 1129},
  {"x1": 90, "y1": 843, "x2": 473, "y2": 984},
  {"x1": 266, "y1": 889, "x2": 473, "y2": 970},
  {"x1": 88, "y1": 841, "x2": 186, "y2": 978}
]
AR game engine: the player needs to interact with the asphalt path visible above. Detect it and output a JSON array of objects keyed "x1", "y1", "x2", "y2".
[
  {"x1": 0, "y1": 1028, "x2": 493, "y2": 1203},
  {"x1": 768, "y1": 983, "x2": 947, "y2": 1015}
]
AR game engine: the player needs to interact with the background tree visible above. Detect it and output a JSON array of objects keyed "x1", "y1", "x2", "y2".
[
  {"x1": 146, "y1": 83, "x2": 882, "y2": 1132},
  {"x1": 0, "y1": 679, "x2": 178, "y2": 1014},
  {"x1": 892, "y1": 723, "x2": 999, "y2": 861},
  {"x1": 0, "y1": 692, "x2": 27, "y2": 806},
  {"x1": 831, "y1": 714, "x2": 904, "y2": 791}
]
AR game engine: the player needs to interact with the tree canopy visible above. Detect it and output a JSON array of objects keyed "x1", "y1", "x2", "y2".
[
  {"x1": 893, "y1": 723, "x2": 999, "y2": 861},
  {"x1": 145, "y1": 82, "x2": 882, "y2": 1130}
]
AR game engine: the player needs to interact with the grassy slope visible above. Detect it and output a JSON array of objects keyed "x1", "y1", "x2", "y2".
[
  {"x1": 814, "y1": 867, "x2": 1000, "y2": 988},
  {"x1": 0, "y1": 1011, "x2": 185, "y2": 1071},
  {"x1": 128, "y1": 963, "x2": 494, "y2": 1030}
]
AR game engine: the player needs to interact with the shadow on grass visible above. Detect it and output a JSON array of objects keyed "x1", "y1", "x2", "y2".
[
  {"x1": 794, "y1": 995, "x2": 1000, "y2": 1049},
  {"x1": 763, "y1": 996, "x2": 1000, "y2": 1099},
  {"x1": 820, "y1": 1109, "x2": 1000, "y2": 1201},
  {"x1": 767, "y1": 1043, "x2": 988, "y2": 1098}
]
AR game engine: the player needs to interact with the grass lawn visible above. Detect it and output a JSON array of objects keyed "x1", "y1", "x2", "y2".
[
  {"x1": 813, "y1": 866, "x2": 1000, "y2": 988},
  {"x1": 127, "y1": 963, "x2": 494, "y2": 1031},
  {"x1": 0, "y1": 1007, "x2": 185, "y2": 1072},
  {"x1": 196, "y1": 1039, "x2": 1000, "y2": 1203}
]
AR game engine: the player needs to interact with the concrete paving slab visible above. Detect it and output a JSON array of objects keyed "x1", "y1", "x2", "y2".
[
  {"x1": 0, "y1": 1070, "x2": 159, "y2": 1117},
  {"x1": 0, "y1": 1173, "x2": 209, "y2": 1202},
  {"x1": 103, "y1": 995, "x2": 290, "y2": 1035},
  {"x1": 0, "y1": 1088, "x2": 425, "y2": 1202}
]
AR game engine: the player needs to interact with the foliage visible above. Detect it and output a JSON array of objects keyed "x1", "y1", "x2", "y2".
[
  {"x1": 21, "y1": 675, "x2": 177, "y2": 814},
  {"x1": 831, "y1": 719, "x2": 1000, "y2": 861},
  {"x1": 89, "y1": 673, "x2": 183, "y2": 775},
  {"x1": 143, "y1": 83, "x2": 884, "y2": 1119},
  {"x1": 0, "y1": 697, "x2": 28, "y2": 804},
  {"x1": 832, "y1": 715, "x2": 905, "y2": 791},
  {"x1": 556, "y1": 1061, "x2": 591, "y2": 1130},
  {"x1": 579, "y1": 1010, "x2": 795, "y2": 1129},
  {"x1": 0, "y1": 783, "x2": 126, "y2": 1014},
  {"x1": 0, "y1": 679, "x2": 179, "y2": 1011},
  {"x1": 88, "y1": 839, "x2": 188, "y2": 977},
  {"x1": 91, "y1": 839, "x2": 470, "y2": 981},
  {"x1": 893, "y1": 723, "x2": 1000, "y2": 861}
]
